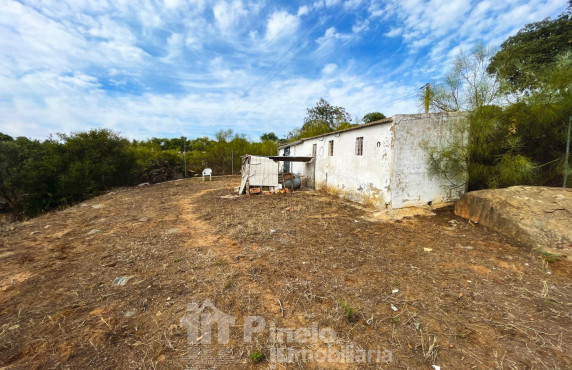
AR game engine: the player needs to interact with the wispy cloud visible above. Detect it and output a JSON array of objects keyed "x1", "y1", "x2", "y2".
[{"x1": 0, "y1": 0, "x2": 568, "y2": 141}]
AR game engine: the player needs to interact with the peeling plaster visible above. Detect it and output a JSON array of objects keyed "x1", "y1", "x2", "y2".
[{"x1": 278, "y1": 113, "x2": 467, "y2": 209}]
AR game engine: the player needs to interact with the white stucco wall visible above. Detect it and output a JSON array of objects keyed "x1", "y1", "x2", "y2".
[
  {"x1": 390, "y1": 114, "x2": 466, "y2": 208},
  {"x1": 278, "y1": 113, "x2": 467, "y2": 209},
  {"x1": 279, "y1": 122, "x2": 394, "y2": 208}
]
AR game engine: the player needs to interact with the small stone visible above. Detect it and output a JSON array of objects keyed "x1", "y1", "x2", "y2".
[
  {"x1": 91, "y1": 204, "x2": 104, "y2": 209},
  {"x1": 390, "y1": 304, "x2": 398, "y2": 312},
  {"x1": 165, "y1": 228, "x2": 179, "y2": 235},
  {"x1": 392, "y1": 289, "x2": 399, "y2": 294},
  {"x1": 423, "y1": 248, "x2": 432, "y2": 252},
  {"x1": 113, "y1": 276, "x2": 134, "y2": 286},
  {"x1": 458, "y1": 245, "x2": 474, "y2": 250},
  {"x1": 87, "y1": 229, "x2": 101, "y2": 235}
]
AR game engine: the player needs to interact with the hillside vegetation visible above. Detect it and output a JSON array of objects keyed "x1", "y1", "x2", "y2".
[{"x1": 0, "y1": 129, "x2": 278, "y2": 217}]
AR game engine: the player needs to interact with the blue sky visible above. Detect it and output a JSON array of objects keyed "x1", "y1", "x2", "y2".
[{"x1": 0, "y1": 0, "x2": 568, "y2": 141}]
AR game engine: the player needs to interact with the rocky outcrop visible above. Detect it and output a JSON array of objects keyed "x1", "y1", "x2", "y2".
[{"x1": 455, "y1": 186, "x2": 572, "y2": 258}]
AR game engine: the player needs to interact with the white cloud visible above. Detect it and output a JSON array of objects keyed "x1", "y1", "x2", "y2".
[
  {"x1": 213, "y1": 0, "x2": 248, "y2": 33},
  {"x1": 138, "y1": 8, "x2": 162, "y2": 28},
  {"x1": 58, "y1": 73, "x2": 100, "y2": 88},
  {"x1": 297, "y1": 5, "x2": 309, "y2": 16},
  {"x1": 325, "y1": 0, "x2": 341, "y2": 6},
  {"x1": 374, "y1": 0, "x2": 569, "y2": 78},
  {"x1": 161, "y1": 33, "x2": 184, "y2": 61},
  {"x1": 322, "y1": 63, "x2": 338, "y2": 74},
  {"x1": 164, "y1": 0, "x2": 184, "y2": 8},
  {"x1": 0, "y1": 63, "x2": 420, "y2": 141},
  {"x1": 0, "y1": 0, "x2": 569, "y2": 143},
  {"x1": 312, "y1": 0, "x2": 342, "y2": 9},
  {"x1": 384, "y1": 27, "x2": 402, "y2": 37},
  {"x1": 314, "y1": 26, "x2": 352, "y2": 54},
  {"x1": 265, "y1": 10, "x2": 300, "y2": 41},
  {"x1": 184, "y1": 34, "x2": 202, "y2": 50}
]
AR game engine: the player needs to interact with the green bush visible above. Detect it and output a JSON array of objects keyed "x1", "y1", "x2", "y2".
[
  {"x1": 0, "y1": 128, "x2": 284, "y2": 218},
  {"x1": 0, "y1": 129, "x2": 138, "y2": 217},
  {"x1": 249, "y1": 351, "x2": 264, "y2": 363}
]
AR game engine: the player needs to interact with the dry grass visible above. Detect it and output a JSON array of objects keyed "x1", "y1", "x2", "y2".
[
  {"x1": 194, "y1": 183, "x2": 572, "y2": 369},
  {"x1": 0, "y1": 176, "x2": 571, "y2": 369}
]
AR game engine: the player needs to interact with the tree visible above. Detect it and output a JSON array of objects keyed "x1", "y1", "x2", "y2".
[
  {"x1": 304, "y1": 98, "x2": 352, "y2": 131},
  {"x1": 362, "y1": 112, "x2": 386, "y2": 123},
  {"x1": 487, "y1": 6, "x2": 571, "y2": 93},
  {"x1": 423, "y1": 106, "x2": 538, "y2": 190},
  {"x1": 288, "y1": 98, "x2": 354, "y2": 140},
  {"x1": 467, "y1": 105, "x2": 536, "y2": 189},
  {"x1": 56, "y1": 129, "x2": 136, "y2": 202},
  {"x1": 422, "y1": 116, "x2": 469, "y2": 189},
  {"x1": 505, "y1": 51, "x2": 572, "y2": 185},
  {"x1": 421, "y1": 44, "x2": 500, "y2": 113},
  {"x1": 0, "y1": 125, "x2": 295, "y2": 217},
  {"x1": 486, "y1": 5, "x2": 572, "y2": 185},
  {"x1": 288, "y1": 120, "x2": 331, "y2": 140},
  {"x1": 419, "y1": 44, "x2": 539, "y2": 190},
  {"x1": 260, "y1": 132, "x2": 279, "y2": 141},
  {"x1": 0, "y1": 136, "x2": 38, "y2": 207},
  {"x1": 215, "y1": 129, "x2": 234, "y2": 142}
]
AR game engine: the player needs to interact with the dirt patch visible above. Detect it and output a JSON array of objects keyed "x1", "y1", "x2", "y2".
[
  {"x1": 193, "y1": 184, "x2": 572, "y2": 369},
  {"x1": 0, "y1": 177, "x2": 571, "y2": 369}
]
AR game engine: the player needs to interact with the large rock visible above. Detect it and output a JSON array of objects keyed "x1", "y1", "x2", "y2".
[{"x1": 455, "y1": 186, "x2": 572, "y2": 258}]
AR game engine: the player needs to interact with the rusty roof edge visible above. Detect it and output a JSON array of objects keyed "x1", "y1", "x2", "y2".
[{"x1": 278, "y1": 117, "x2": 394, "y2": 149}]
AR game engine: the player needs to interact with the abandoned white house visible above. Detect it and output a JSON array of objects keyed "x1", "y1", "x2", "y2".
[{"x1": 277, "y1": 113, "x2": 467, "y2": 209}]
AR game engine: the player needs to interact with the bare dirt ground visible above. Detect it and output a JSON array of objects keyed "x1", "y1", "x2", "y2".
[{"x1": 1, "y1": 177, "x2": 571, "y2": 369}]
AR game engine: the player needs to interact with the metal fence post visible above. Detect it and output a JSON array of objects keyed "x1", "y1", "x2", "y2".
[{"x1": 564, "y1": 117, "x2": 571, "y2": 188}]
